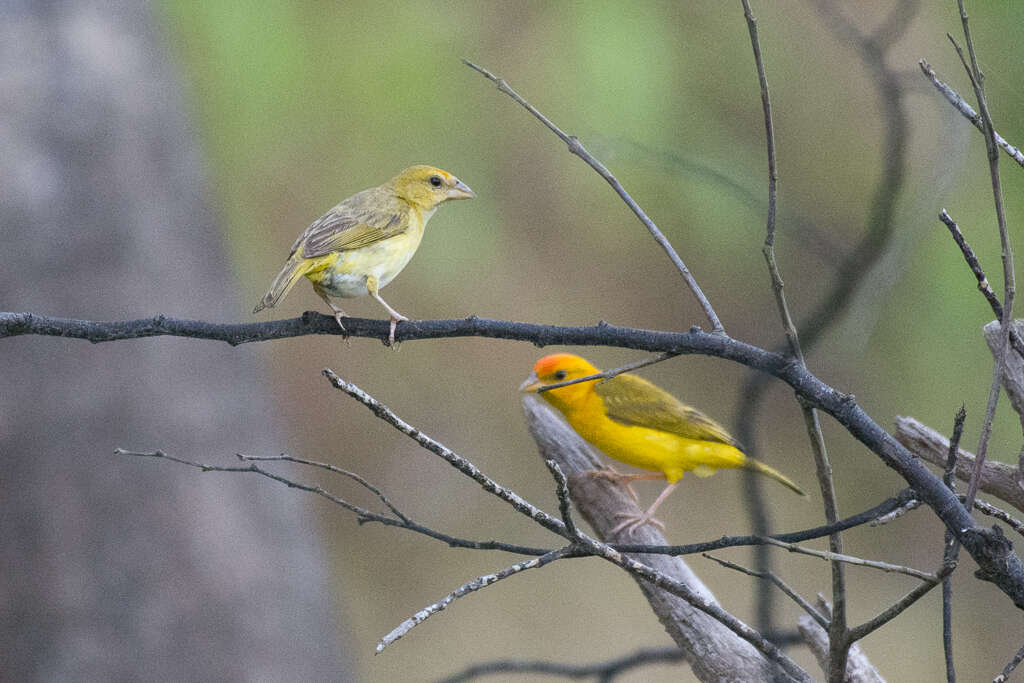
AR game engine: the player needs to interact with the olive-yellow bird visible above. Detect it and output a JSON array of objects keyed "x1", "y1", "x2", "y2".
[
  {"x1": 522, "y1": 353, "x2": 804, "y2": 534},
  {"x1": 253, "y1": 165, "x2": 474, "y2": 344}
]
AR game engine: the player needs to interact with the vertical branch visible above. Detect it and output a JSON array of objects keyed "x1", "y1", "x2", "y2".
[
  {"x1": 943, "y1": 407, "x2": 967, "y2": 683},
  {"x1": 740, "y1": 3, "x2": 849, "y2": 680},
  {"x1": 952, "y1": 1, "x2": 1016, "y2": 515},
  {"x1": 732, "y1": 6, "x2": 914, "y2": 632}
]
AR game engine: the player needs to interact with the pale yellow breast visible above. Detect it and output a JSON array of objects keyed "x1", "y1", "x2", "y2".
[{"x1": 315, "y1": 211, "x2": 427, "y2": 299}]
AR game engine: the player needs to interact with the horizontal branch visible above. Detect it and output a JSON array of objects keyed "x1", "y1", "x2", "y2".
[
  {"x1": 10, "y1": 309, "x2": 1024, "y2": 609},
  {"x1": 438, "y1": 646, "x2": 685, "y2": 683}
]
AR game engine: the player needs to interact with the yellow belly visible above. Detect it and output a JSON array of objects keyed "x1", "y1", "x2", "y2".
[
  {"x1": 569, "y1": 405, "x2": 747, "y2": 483},
  {"x1": 306, "y1": 230, "x2": 422, "y2": 299}
]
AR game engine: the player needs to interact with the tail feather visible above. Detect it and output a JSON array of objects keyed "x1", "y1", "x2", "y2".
[
  {"x1": 743, "y1": 459, "x2": 806, "y2": 496},
  {"x1": 253, "y1": 256, "x2": 312, "y2": 314}
]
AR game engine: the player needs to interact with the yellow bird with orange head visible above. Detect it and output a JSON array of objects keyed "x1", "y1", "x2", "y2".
[{"x1": 522, "y1": 353, "x2": 804, "y2": 535}]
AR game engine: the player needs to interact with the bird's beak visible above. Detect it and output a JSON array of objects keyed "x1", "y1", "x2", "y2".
[
  {"x1": 519, "y1": 371, "x2": 540, "y2": 393},
  {"x1": 446, "y1": 178, "x2": 475, "y2": 200}
]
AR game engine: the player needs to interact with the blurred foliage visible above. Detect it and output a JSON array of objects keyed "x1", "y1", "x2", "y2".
[{"x1": 157, "y1": 1, "x2": 1024, "y2": 681}]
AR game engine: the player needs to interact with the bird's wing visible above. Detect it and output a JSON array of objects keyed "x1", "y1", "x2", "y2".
[
  {"x1": 595, "y1": 374, "x2": 743, "y2": 449},
  {"x1": 291, "y1": 188, "x2": 411, "y2": 258}
]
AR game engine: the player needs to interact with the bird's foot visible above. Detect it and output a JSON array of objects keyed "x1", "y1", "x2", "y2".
[
  {"x1": 330, "y1": 310, "x2": 350, "y2": 342},
  {"x1": 610, "y1": 511, "x2": 665, "y2": 536},
  {"x1": 386, "y1": 313, "x2": 409, "y2": 348}
]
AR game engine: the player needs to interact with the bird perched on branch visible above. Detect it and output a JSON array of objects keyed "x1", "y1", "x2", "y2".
[
  {"x1": 522, "y1": 353, "x2": 805, "y2": 535},
  {"x1": 253, "y1": 165, "x2": 474, "y2": 345}
]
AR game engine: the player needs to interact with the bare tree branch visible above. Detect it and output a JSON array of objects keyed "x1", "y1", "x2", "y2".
[
  {"x1": 799, "y1": 599, "x2": 886, "y2": 683},
  {"x1": 14, "y1": 309, "x2": 1024, "y2": 608},
  {"x1": 377, "y1": 549, "x2": 568, "y2": 653},
  {"x1": 740, "y1": 6, "x2": 849, "y2": 674},
  {"x1": 756, "y1": 536, "x2": 938, "y2": 582},
  {"x1": 846, "y1": 565, "x2": 953, "y2": 642},
  {"x1": 616, "y1": 488, "x2": 917, "y2": 557},
  {"x1": 438, "y1": 646, "x2": 685, "y2": 683},
  {"x1": 951, "y1": 0, "x2": 1017, "y2": 527},
  {"x1": 893, "y1": 416, "x2": 1024, "y2": 513},
  {"x1": 462, "y1": 60, "x2": 724, "y2": 334},
  {"x1": 702, "y1": 552, "x2": 828, "y2": 629},
  {"x1": 943, "y1": 407, "x2": 967, "y2": 683},
  {"x1": 919, "y1": 60, "x2": 1024, "y2": 167},
  {"x1": 994, "y1": 642, "x2": 1024, "y2": 683},
  {"x1": 113, "y1": 449, "x2": 554, "y2": 557}
]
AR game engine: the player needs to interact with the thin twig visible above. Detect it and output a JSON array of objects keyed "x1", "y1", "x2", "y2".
[
  {"x1": 545, "y1": 460, "x2": 578, "y2": 538},
  {"x1": 237, "y1": 452, "x2": 411, "y2": 523},
  {"x1": 741, "y1": 2, "x2": 785, "y2": 640},
  {"x1": 437, "y1": 646, "x2": 685, "y2": 683},
  {"x1": 114, "y1": 448, "x2": 554, "y2": 557},
  {"x1": 994, "y1": 642, "x2": 1024, "y2": 682},
  {"x1": 974, "y1": 499, "x2": 1024, "y2": 537},
  {"x1": 871, "y1": 498, "x2": 923, "y2": 526},
  {"x1": 741, "y1": 5, "x2": 848, "y2": 677},
  {"x1": 376, "y1": 548, "x2": 568, "y2": 653},
  {"x1": 846, "y1": 564, "x2": 954, "y2": 642},
  {"x1": 919, "y1": 59, "x2": 1024, "y2": 167},
  {"x1": 536, "y1": 351, "x2": 678, "y2": 393},
  {"x1": 617, "y1": 488, "x2": 917, "y2": 556},
  {"x1": 758, "y1": 536, "x2": 938, "y2": 582},
  {"x1": 939, "y1": 211, "x2": 1005, "y2": 318},
  {"x1": 953, "y1": 0, "x2": 1016, "y2": 524},
  {"x1": 938, "y1": 210, "x2": 1024, "y2": 358},
  {"x1": 462, "y1": 59, "x2": 724, "y2": 334},
  {"x1": 799, "y1": 400, "x2": 849, "y2": 683},
  {"x1": 866, "y1": 492, "x2": 1024, "y2": 540},
  {"x1": 321, "y1": 368, "x2": 570, "y2": 539},
  {"x1": 943, "y1": 407, "x2": 966, "y2": 683},
  {"x1": 702, "y1": 552, "x2": 828, "y2": 629}
]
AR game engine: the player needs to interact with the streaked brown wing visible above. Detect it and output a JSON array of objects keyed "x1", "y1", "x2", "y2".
[
  {"x1": 595, "y1": 374, "x2": 742, "y2": 449},
  {"x1": 290, "y1": 187, "x2": 410, "y2": 258}
]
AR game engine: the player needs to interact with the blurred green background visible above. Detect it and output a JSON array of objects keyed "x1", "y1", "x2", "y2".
[{"x1": 155, "y1": 1, "x2": 1024, "y2": 680}]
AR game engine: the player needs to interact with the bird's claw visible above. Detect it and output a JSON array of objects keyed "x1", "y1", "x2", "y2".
[
  {"x1": 610, "y1": 511, "x2": 665, "y2": 536},
  {"x1": 385, "y1": 314, "x2": 408, "y2": 348},
  {"x1": 332, "y1": 312, "x2": 351, "y2": 343}
]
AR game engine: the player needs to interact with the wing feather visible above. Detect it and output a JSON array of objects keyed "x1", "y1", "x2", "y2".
[
  {"x1": 288, "y1": 187, "x2": 410, "y2": 258},
  {"x1": 595, "y1": 374, "x2": 743, "y2": 449}
]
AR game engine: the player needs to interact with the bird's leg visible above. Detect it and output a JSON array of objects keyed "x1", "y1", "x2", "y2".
[
  {"x1": 587, "y1": 469, "x2": 664, "y2": 503},
  {"x1": 313, "y1": 284, "x2": 349, "y2": 337},
  {"x1": 610, "y1": 481, "x2": 679, "y2": 536},
  {"x1": 366, "y1": 275, "x2": 407, "y2": 347}
]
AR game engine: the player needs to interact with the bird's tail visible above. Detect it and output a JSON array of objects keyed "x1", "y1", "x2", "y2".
[
  {"x1": 252, "y1": 256, "x2": 313, "y2": 314},
  {"x1": 742, "y1": 459, "x2": 806, "y2": 496}
]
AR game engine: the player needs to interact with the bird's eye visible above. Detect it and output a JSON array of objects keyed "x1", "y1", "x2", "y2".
[
  {"x1": 553, "y1": 370, "x2": 567, "y2": 380},
  {"x1": 429, "y1": 175, "x2": 443, "y2": 187}
]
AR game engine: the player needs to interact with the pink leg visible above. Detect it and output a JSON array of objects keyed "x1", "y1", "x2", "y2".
[
  {"x1": 587, "y1": 469, "x2": 664, "y2": 503},
  {"x1": 367, "y1": 276, "x2": 407, "y2": 347},
  {"x1": 314, "y1": 284, "x2": 348, "y2": 336},
  {"x1": 610, "y1": 481, "x2": 680, "y2": 536}
]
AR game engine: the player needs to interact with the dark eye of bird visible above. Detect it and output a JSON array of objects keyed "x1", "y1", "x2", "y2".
[
  {"x1": 429, "y1": 175, "x2": 442, "y2": 187},
  {"x1": 554, "y1": 370, "x2": 567, "y2": 380}
]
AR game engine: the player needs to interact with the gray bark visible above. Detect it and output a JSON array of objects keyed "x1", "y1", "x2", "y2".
[{"x1": 0, "y1": 3, "x2": 347, "y2": 680}]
